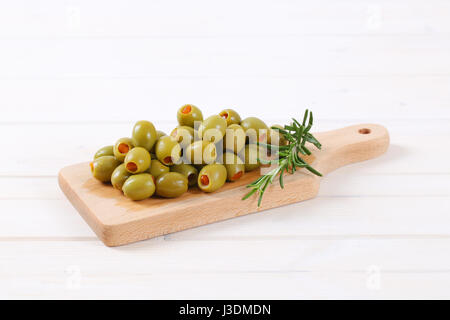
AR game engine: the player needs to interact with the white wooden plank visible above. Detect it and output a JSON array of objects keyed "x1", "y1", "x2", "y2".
[
  {"x1": 1, "y1": 76, "x2": 450, "y2": 122},
  {"x1": 320, "y1": 172, "x2": 450, "y2": 197},
  {"x1": 0, "y1": 197, "x2": 448, "y2": 238},
  {"x1": 0, "y1": 177, "x2": 62, "y2": 200},
  {"x1": 0, "y1": 199, "x2": 95, "y2": 238},
  {"x1": 2, "y1": 269, "x2": 450, "y2": 299},
  {"x1": 0, "y1": 120, "x2": 448, "y2": 176},
  {"x1": 158, "y1": 196, "x2": 450, "y2": 240},
  {"x1": 1, "y1": 35, "x2": 449, "y2": 80},
  {"x1": 1, "y1": 240, "x2": 450, "y2": 299},
  {"x1": 2, "y1": 238, "x2": 450, "y2": 273},
  {"x1": 1, "y1": 0, "x2": 450, "y2": 37}
]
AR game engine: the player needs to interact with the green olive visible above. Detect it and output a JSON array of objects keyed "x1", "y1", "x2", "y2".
[
  {"x1": 243, "y1": 144, "x2": 269, "y2": 172},
  {"x1": 113, "y1": 137, "x2": 134, "y2": 162},
  {"x1": 148, "y1": 159, "x2": 170, "y2": 178},
  {"x1": 124, "y1": 147, "x2": 151, "y2": 173},
  {"x1": 177, "y1": 104, "x2": 203, "y2": 128},
  {"x1": 150, "y1": 130, "x2": 167, "y2": 154},
  {"x1": 155, "y1": 135, "x2": 182, "y2": 166},
  {"x1": 90, "y1": 156, "x2": 120, "y2": 182},
  {"x1": 122, "y1": 173, "x2": 156, "y2": 200},
  {"x1": 185, "y1": 140, "x2": 217, "y2": 165},
  {"x1": 223, "y1": 124, "x2": 246, "y2": 154},
  {"x1": 219, "y1": 109, "x2": 241, "y2": 126},
  {"x1": 94, "y1": 145, "x2": 114, "y2": 159},
  {"x1": 132, "y1": 120, "x2": 157, "y2": 151},
  {"x1": 198, "y1": 115, "x2": 227, "y2": 143},
  {"x1": 198, "y1": 164, "x2": 227, "y2": 193},
  {"x1": 223, "y1": 152, "x2": 245, "y2": 182},
  {"x1": 269, "y1": 124, "x2": 288, "y2": 146},
  {"x1": 111, "y1": 163, "x2": 132, "y2": 190},
  {"x1": 171, "y1": 164, "x2": 198, "y2": 186},
  {"x1": 212, "y1": 144, "x2": 225, "y2": 164},
  {"x1": 240, "y1": 117, "x2": 269, "y2": 144},
  {"x1": 170, "y1": 126, "x2": 195, "y2": 148},
  {"x1": 156, "y1": 172, "x2": 188, "y2": 198}
]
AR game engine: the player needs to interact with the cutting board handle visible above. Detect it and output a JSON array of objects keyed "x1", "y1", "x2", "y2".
[{"x1": 313, "y1": 123, "x2": 390, "y2": 175}]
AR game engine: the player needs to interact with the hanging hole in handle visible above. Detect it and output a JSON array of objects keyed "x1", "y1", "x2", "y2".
[{"x1": 359, "y1": 128, "x2": 371, "y2": 134}]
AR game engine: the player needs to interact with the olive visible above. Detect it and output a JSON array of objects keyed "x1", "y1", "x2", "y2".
[
  {"x1": 185, "y1": 140, "x2": 217, "y2": 165},
  {"x1": 240, "y1": 117, "x2": 269, "y2": 144},
  {"x1": 90, "y1": 156, "x2": 120, "y2": 182},
  {"x1": 122, "y1": 173, "x2": 156, "y2": 200},
  {"x1": 198, "y1": 115, "x2": 227, "y2": 143},
  {"x1": 198, "y1": 164, "x2": 227, "y2": 193},
  {"x1": 94, "y1": 145, "x2": 114, "y2": 159},
  {"x1": 150, "y1": 130, "x2": 167, "y2": 153},
  {"x1": 124, "y1": 147, "x2": 151, "y2": 173},
  {"x1": 170, "y1": 126, "x2": 195, "y2": 148},
  {"x1": 243, "y1": 144, "x2": 269, "y2": 172},
  {"x1": 111, "y1": 163, "x2": 132, "y2": 190},
  {"x1": 212, "y1": 143, "x2": 225, "y2": 164},
  {"x1": 223, "y1": 152, "x2": 245, "y2": 182},
  {"x1": 148, "y1": 159, "x2": 170, "y2": 178},
  {"x1": 156, "y1": 172, "x2": 188, "y2": 198},
  {"x1": 177, "y1": 104, "x2": 203, "y2": 128},
  {"x1": 171, "y1": 164, "x2": 198, "y2": 186},
  {"x1": 113, "y1": 137, "x2": 134, "y2": 162},
  {"x1": 223, "y1": 124, "x2": 246, "y2": 154},
  {"x1": 155, "y1": 135, "x2": 182, "y2": 166},
  {"x1": 219, "y1": 109, "x2": 241, "y2": 126},
  {"x1": 132, "y1": 120, "x2": 158, "y2": 151},
  {"x1": 269, "y1": 124, "x2": 288, "y2": 146}
]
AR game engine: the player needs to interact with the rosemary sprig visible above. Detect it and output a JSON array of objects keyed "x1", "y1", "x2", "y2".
[{"x1": 242, "y1": 109, "x2": 322, "y2": 207}]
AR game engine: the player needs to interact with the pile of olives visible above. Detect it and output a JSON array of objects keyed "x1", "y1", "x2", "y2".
[{"x1": 90, "y1": 104, "x2": 284, "y2": 200}]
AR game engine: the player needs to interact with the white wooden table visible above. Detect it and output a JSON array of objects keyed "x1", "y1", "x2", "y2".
[{"x1": 1, "y1": 1, "x2": 450, "y2": 299}]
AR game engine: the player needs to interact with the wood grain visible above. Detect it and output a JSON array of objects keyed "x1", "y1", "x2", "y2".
[{"x1": 58, "y1": 124, "x2": 389, "y2": 246}]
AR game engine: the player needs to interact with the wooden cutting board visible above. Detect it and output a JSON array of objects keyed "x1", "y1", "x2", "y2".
[{"x1": 59, "y1": 124, "x2": 389, "y2": 247}]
